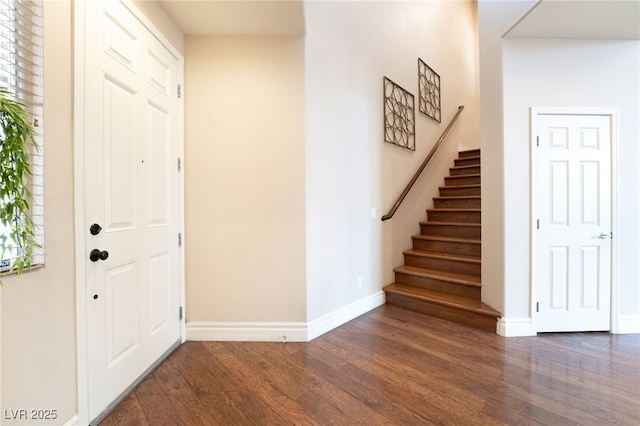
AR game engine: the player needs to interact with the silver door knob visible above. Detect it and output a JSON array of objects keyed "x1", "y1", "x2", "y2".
[{"x1": 598, "y1": 232, "x2": 613, "y2": 239}]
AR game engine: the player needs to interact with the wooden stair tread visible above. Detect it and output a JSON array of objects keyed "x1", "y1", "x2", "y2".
[
  {"x1": 433, "y1": 196, "x2": 480, "y2": 201},
  {"x1": 384, "y1": 284, "x2": 500, "y2": 317},
  {"x1": 403, "y1": 249, "x2": 480, "y2": 263},
  {"x1": 459, "y1": 149, "x2": 480, "y2": 157},
  {"x1": 427, "y1": 208, "x2": 481, "y2": 213},
  {"x1": 439, "y1": 184, "x2": 480, "y2": 189},
  {"x1": 446, "y1": 174, "x2": 481, "y2": 179},
  {"x1": 419, "y1": 221, "x2": 480, "y2": 227},
  {"x1": 393, "y1": 265, "x2": 480, "y2": 286},
  {"x1": 450, "y1": 165, "x2": 480, "y2": 171},
  {"x1": 412, "y1": 234, "x2": 480, "y2": 244}
]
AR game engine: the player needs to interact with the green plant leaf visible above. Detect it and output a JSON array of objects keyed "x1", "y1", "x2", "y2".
[{"x1": 0, "y1": 88, "x2": 40, "y2": 285}]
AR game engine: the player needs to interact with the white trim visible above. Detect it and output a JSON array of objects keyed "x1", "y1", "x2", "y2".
[
  {"x1": 530, "y1": 107, "x2": 618, "y2": 334},
  {"x1": 74, "y1": 1, "x2": 185, "y2": 424},
  {"x1": 62, "y1": 414, "x2": 79, "y2": 426},
  {"x1": 177, "y1": 68, "x2": 186, "y2": 344},
  {"x1": 72, "y1": 1, "x2": 89, "y2": 423},
  {"x1": 614, "y1": 315, "x2": 640, "y2": 334},
  {"x1": 497, "y1": 317, "x2": 536, "y2": 337},
  {"x1": 120, "y1": 0, "x2": 181, "y2": 59},
  {"x1": 307, "y1": 291, "x2": 385, "y2": 341},
  {"x1": 529, "y1": 108, "x2": 537, "y2": 333},
  {"x1": 186, "y1": 291, "x2": 385, "y2": 342},
  {"x1": 502, "y1": 0, "x2": 542, "y2": 38},
  {"x1": 188, "y1": 321, "x2": 309, "y2": 342}
]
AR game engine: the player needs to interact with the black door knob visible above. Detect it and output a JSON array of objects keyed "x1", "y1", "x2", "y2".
[
  {"x1": 90, "y1": 223, "x2": 102, "y2": 235},
  {"x1": 90, "y1": 249, "x2": 109, "y2": 262}
]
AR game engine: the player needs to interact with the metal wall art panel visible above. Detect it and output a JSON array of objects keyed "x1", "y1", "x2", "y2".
[
  {"x1": 383, "y1": 76, "x2": 415, "y2": 151},
  {"x1": 418, "y1": 58, "x2": 441, "y2": 123}
]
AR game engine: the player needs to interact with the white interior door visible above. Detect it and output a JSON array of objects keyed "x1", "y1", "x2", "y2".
[
  {"x1": 82, "y1": 0, "x2": 181, "y2": 419},
  {"x1": 534, "y1": 112, "x2": 612, "y2": 332}
]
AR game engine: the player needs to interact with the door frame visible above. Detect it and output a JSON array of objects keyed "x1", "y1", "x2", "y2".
[
  {"x1": 530, "y1": 107, "x2": 619, "y2": 334},
  {"x1": 73, "y1": 1, "x2": 185, "y2": 424}
]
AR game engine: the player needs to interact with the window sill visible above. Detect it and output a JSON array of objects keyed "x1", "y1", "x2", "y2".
[{"x1": 0, "y1": 263, "x2": 45, "y2": 278}]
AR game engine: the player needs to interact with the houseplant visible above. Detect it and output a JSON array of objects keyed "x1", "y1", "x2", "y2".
[{"x1": 0, "y1": 87, "x2": 39, "y2": 284}]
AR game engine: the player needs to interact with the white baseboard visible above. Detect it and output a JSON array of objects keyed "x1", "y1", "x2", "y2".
[
  {"x1": 614, "y1": 315, "x2": 640, "y2": 334},
  {"x1": 186, "y1": 291, "x2": 385, "y2": 342},
  {"x1": 187, "y1": 321, "x2": 308, "y2": 342},
  {"x1": 63, "y1": 414, "x2": 78, "y2": 426},
  {"x1": 307, "y1": 291, "x2": 385, "y2": 341},
  {"x1": 497, "y1": 317, "x2": 536, "y2": 337},
  {"x1": 497, "y1": 315, "x2": 640, "y2": 336}
]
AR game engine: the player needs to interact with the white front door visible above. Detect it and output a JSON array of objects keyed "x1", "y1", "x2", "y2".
[
  {"x1": 534, "y1": 112, "x2": 613, "y2": 332},
  {"x1": 82, "y1": 0, "x2": 181, "y2": 419}
]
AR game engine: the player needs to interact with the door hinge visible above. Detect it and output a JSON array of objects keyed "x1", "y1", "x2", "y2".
[
  {"x1": 536, "y1": 302, "x2": 539, "y2": 313},
  {"x1": 177, "y1": 157, "x2": 181, "y2": 172},
  {"x1": 536, "y1": 219, "x2": 540, "y2": 230},
  {"x1": 536, "y1": 135, "x2": 540, "y2": 146},
  {"x1": 179, "y1": 306, "x2": 183, "y2": 321},
  {"x1": 177, "y1": 84, "x2": 182, "y2": 98},
  {"x1": 178, "y1": 232, "x2": 182, "y2": 247}
]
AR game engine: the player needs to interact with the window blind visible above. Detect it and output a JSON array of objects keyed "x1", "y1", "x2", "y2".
[{"x1": 0, "y1": 0, "x2": 43, "y2": 269}]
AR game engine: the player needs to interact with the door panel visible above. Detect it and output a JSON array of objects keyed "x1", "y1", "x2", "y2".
[
  {"x1": 147, "y1": 102, "x2": 170, "y2": 225},
  {"x1": 104, "y1": 77, "x2": 137, "y2": 229},
  {"x1": 535, "y1": 113, "x2": 611, "y2": 332},
  {"x1": 549, "y1": 161, "x2": 568, "y2": 224},
  {"x1": 548, "y1": 246, "x2": 568, "y2": 309},
  {"x1": 150, "y1": 253, "x2": 171, "y2": 333},
  {"x1": 106, "y1": 262, "x2": 139, "y2": 365}
]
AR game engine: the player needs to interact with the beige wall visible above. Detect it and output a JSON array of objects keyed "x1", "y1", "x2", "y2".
[
  {"x1": 184, "y1": 36, "x2": 307, "y2": 322},
  {"x1": 304, "y1": 0, "x2": 480, "y2": 320},
  {"x1": 0, "y1": 1, "x2": 77, "y2": 424},
  {"x1": 183, "y1": 2, "x2": 479, "y2": 327}
]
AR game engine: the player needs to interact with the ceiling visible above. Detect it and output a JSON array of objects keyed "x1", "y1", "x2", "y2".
[
  {"x1": 156, "y1": 0, "x2": 640, "y2": 40},
  {"x1": 506, "y1": 0, "x2": 640, "y2": 40},
  {"x1": 157, "y1": 0, "x2": 305, "y2": 35}
]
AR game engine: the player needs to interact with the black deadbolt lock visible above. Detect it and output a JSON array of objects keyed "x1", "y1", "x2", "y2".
[{"x1": 90, "y1": 223, "x2": 102, "y2": 235}]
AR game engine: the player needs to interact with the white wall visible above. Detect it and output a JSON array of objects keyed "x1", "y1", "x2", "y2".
[
  {"x1": 502, "y1": 38, "x2": 640, "y2": 331},
  {"x1": 304, "y1": 1, "x2": 480, "y2": 321},
  {"x1": 184, "y1": 36, "x2": 307, "y2": 323},
  {"x1": 478, "y1": 0, "x2": 537, "y2": 321},
  {"x1": 480, "y1": 1, "x2": 640, "y2": 334}
]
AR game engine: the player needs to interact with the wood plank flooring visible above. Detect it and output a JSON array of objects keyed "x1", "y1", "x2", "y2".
[{"x1": 99, "y1": 305, "x2": 640, "y2": 425}]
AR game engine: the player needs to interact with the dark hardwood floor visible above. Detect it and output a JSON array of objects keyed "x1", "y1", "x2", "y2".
[{"x1": 100, "y1": 305, "x2": 640, "y2": 425}]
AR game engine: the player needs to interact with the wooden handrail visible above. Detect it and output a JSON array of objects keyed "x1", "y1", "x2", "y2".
[{"x1": 381, "y1": 105, "x2": 465, "y2": 221}]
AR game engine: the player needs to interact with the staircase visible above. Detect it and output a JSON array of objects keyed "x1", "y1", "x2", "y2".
[{"x1": 383, "y1": 149, "x2": 501, "y2": 332}]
